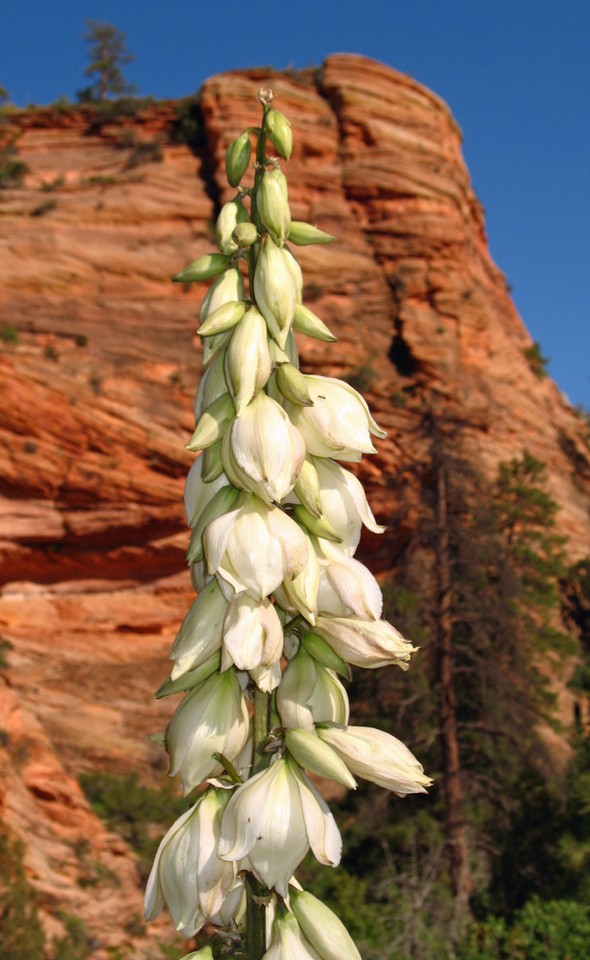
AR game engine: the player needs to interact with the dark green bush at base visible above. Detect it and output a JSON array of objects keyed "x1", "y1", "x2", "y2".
[{"x1": 457, "y1": 898, "x2": 590, "y2": 960}]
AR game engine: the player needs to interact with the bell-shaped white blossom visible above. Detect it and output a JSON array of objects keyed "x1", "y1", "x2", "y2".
[
  {"x1": 313, "y1": 615, "x2": 417, "y2": 669},
  {"x1": 277, "y1": 647, "x2": 349, "y2": 732},
  {"x1": 225, "y1": 306, "x2": 272, "y2": 415},
  {"x1": 289, "y1": 888, "x2": 362, "y2": 960},
  {"x1": 312, "y1": 457, "x2": 385, "y2": 554},
  {"x1": 221, "y1": 392, "x2": 306, "y2": 503},
  {"x1": 203, "y1": 494, "x2": 310, "y2": 599},
  {"x1": 221, "y1": 593, "x2": 283, "y2": 682},
  {"x1": 169, "y1": 577, "x2": 227, "y2": 680},
  {"x1": 273, "y1": 532, "x2": 319, "y2": 623},
  {"x1": 219, "y1": 757, "x2": 341, "y2": 896},
  {"x1": 285, "y1": 728, "x2": 356, "y2": 790},
  {"x1": 144, "y1": 788, "x2": 236, "y2": 937},
  {"x1": 167, "y1": 669, "x2": 250, "y2": 793},
  {"x1": 285, "y1": 375, "x2": 386, "y2": 461},
  {"x1": 317, "y1": 724, "x2": 432, "y2": 796},
  {"x1": 316, "y1": 539, "x2": 383, "y2": 620}
]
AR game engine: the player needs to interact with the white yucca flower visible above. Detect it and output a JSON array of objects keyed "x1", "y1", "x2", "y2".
[
  {"x1": 221, "y1": 592, "x2": 283, "y2": 681},
  {"x1": 289, "y1": 888, "x2": 362, "y2": 960},
  {"x1": 221, "y1": 391, "x2": 306, "y2": 503},
  {"x1": 285, "y1": 375, "x2": 386, "y2": 461},
  {"x1": 166, "y1": 669, "x2": 250, "y2": 793},
  {"x1": 277, "y1": 646, "x2": 349, "y2": 732},
  {"x1": 203, "y1": 493, "x2": 310, "y2": 599},
  {"x1": 316, "y1": 539, "x2": 383, "y2": 620},
  {"x1": 144, "y1": 788, "x2": 237, "y2": 937},
  {"x1": 317, "y1": 724, "x2": 433, "y2": 796},
  {"x1": 313, "y1": 615, "x2": 417, "y2": 669},
  {"x1": 312, "y1": 457, "x2": 385, "y2": 553},
  {"x1": 218, "y1": 757, "x2": 341, "y2": 896}
]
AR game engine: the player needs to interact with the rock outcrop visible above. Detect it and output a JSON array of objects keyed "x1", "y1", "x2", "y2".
[{"x1": 1, "y1": 55, "x2": 588, "y2": 956}]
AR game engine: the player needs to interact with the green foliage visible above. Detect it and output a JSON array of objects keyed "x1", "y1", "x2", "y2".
[
  {"x1": 30, "y1": 198, "x2": 57, "y2": 217},
  {"x1": 457, "y1": 898, "x2": 590, "y2": 960},
  {"x1": 0, "y1": 823, "x2": 46, "y2": 960},
  {"x1": 0, "y1": 324, "x2": 19, "y2": 345},
  {"x1": 78, "y1": 772, "x2": 188, "y2": 880},
  {"x1": 0, "y1": 155, "x2": 27, "y2": 188},
  {"x1": 125, "y1": 140, "x2": 164, "y2": 168},
  {"x1": 523, "y1": 341, "x2": 549, "y2": 378},
  {"x1": 171, "y1": 99, "x2": 203, "y2": 151},
  {"x1": 52, "y1": 911, "x2": 95, "y2": 960},
  {"x1": 80, "y1": 20, "x2": 135, "y2": 103},
  {"x1": 0, "y1": 635, "x2": 14, "y2": 665}
]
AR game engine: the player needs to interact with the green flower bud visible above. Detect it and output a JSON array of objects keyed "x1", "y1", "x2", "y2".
[
  {"x1": 265, "y1": 108, "x2": 293, "y2": 160},
  {"x1": 293, "y1": 504, "x2": 342, "y2": 542},
  {"x1": 225, "y1": 131, "x2": 252, "y2": 186},
  {"x1": 155, "y1": 652, "x2": 221, "y2": 698},
  {"x1": 232, "y1": 221, "x2": 258, "y2": 248},
  {"x1": 293, "y1": 303, "x2": 337, "y2": 342},
  {"x1": 294, "y1": 457, "x2": 322, "y2": 518},
  {"x1": 186, "y1": 392, "x2": 235, "y2": 451},
  {"x1": 201, "y1": 440, "x2": 224, "y2": 482},
  {"x1": 276, "y1": 362, "x2": 313, "y2": 405},
  {"x1": 300, "y1": 628, "x2": 350, "y2": 679},
  {"x1": 215, "y1": 199, "x2": 249, "y2": 254},
  {"x1": 253, "y1": 238, "x2": 297, "y2": 348},
  {"x1": 173, "y1": 253, "x2": 231, "y2": 284},
  {"x1": 257, "y1": 168, "x2": 291, "y2": 246},
  {"x1": 285, "y1": 729, "x2": 356, "y2": 790},
  {"x1": 225, "y1": 306, "x2": 272, "y2": 415},
  {"x1": 290, "y1": 888, "x2": 362, "y2": 960},
  {"x1": 198, "y1": 300, "x2": 246, "y2": 337},
  {"x1": 288, "y1": 221, "x2": 336, "y2": 245}
]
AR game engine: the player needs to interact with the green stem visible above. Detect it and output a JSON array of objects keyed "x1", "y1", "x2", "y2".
[
  {"x1": 244, "y1": 96, "x2": 274, "y2": 960},
  {"x1": 245, "y1": 874, "x2": 269, "y2": 960}
]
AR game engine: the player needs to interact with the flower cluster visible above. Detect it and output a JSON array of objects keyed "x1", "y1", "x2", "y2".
[{"x1": 145, "y1": 90, "x2": 431, "y2": 960}]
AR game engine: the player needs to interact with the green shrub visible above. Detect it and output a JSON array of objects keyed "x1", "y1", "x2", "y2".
[
  {"x1": 0, "y1": 324, "x2": 19, "y2": 345},
  {"x1": 0, "y1": 823, "x2": 46, "y2": 960},
  {"x1": 125, "y1": 140, "x2": 163, "y2": 168},
  {"x1": 523, "y1": 342, "x2": 549, "y2": 378},
  {"x1": 0, "y1": 157, "x2": 28, "y2": 188},
  {"x1": 457, "y1": 898, "x2": 590, "y2": 960},
  {"x1": 79, "y1": 772, "x2": 188, "y2": 880}
]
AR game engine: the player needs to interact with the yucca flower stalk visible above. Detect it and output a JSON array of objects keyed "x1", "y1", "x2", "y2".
[{"x1": 145, "y1": 89, "x2": 431, "y2": 960}]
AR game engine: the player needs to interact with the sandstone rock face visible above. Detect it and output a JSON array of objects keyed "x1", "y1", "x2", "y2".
[{"x1": 1, "y1": 55, "x2": 588, "y2": 955}]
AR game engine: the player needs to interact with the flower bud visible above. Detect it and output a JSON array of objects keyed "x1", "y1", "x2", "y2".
[
  {"x1": 257, "y1": 168, "x2": 291, "y2": 246},
  {"x1": 288, "y1": 221, "x2": 336, "y2": 245},
  {"x1": 156, "y1": 651, "x2": 221, "y2": 699},
  {"x1": 289, "y1": 889, "x2": 362, "y2": 960},
  {"x1": 169, "y1": 577, "x2": 227, "y2": 678},
  {"x1": 254, "y1": 238, "x2": 297, "y2": 348},
  {"x1": 216, "y1": 199, "x2": 249, "y2": 254},
  {"x1": 276, "y1": 362, "x2": 313, "y2": 405},
  {"x1": 225, "y1": 306, "x2": 272, "y2": 415},
  {"x1": 173, "y1": 253, "x2": 231, "y2": 284},
  {"x1": 265, "y1": 108, "x2": 293, "y2": 159},
  {"x1": 186, "y1": 392, "x2": 235, "y2": 452},
  {"x1": 226, "y1": 131, "x2": 252, "y2": 186},
  {"x1": 293, "y1": 504, "x2": 341, "y2": 543},
  {"x1": 285, "y1": 728, "x2": 356, "y2": 790},
  {"x1": 198, "y1": 300, "x2": 246, "y2": 338},
  {"x1": 199, "y1": 267, "x2": 245, "y2": 366},
  {"x1": 293, "y1": 457, "x2": 322, "y2": 518},
  {"x1": 187, "y1": 484, "x2": 240, "y2": 564},
  {"x1": 293, "y1": 304, "x2": 337, "y2": 342},
  {"x1": 233, "y1": 221, "x2": 258, "y2": 247},
  {"x1": 300, "y1": 628, "x2": 350, "y2": 679}
]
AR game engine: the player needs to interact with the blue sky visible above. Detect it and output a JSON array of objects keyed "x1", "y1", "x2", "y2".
[{"x1": 2, "y1": 0, "x2": 589, "y2": 408}]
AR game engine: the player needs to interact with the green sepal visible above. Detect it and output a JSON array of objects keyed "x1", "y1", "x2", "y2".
[
  {"x1": 288, "y1": 221, "x2": 335, "y2": 245},
  {"x1": 276, "y1": 362, "x2": 313, "y2": 405},
  {"x1": 198, "y1": 300, "x2": 246, "y2": 337},
  {"x1": 186, "y1": 393, "x2": 235, "y2": 452},
  {"x1": 293, "y1": 504, "x2": 342, "y2": 542},
  {"x1": 300, "y1": 629, "x2": 351, "y2": 679},
  {"x1": 293, "y1": 303, "x2": 337, "y2": 342},
  {"x1": 173, "y1": 253, "x2": 231, "y2": 283},
  {"x1": 155, "y1": 652, "x2": 221, "y2": 698}
]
